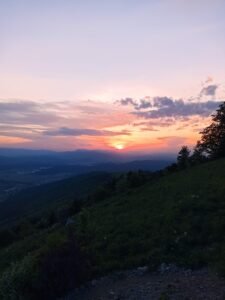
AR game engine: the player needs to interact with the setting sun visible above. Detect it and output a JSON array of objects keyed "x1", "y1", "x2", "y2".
[{"x1": 114, "y1": 143, "x2": 125, "y2": 150}]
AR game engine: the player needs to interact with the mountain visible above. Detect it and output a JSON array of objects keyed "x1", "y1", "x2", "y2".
[
  {"x1": 0, "y1": 151, "x2": 173, "y2": 202},
  {"x1": 75, "y1": 159, "x2": 225, "y2": 273},
  {"x1": 0, "y1": 172, "x2": 112, "y2": 226},
  {"x1": 2, "y1": 158, "x2": 225, "y2": 299},
  {"x1": 36, "y1": 159, "x2": 173, "y2": 176},
  {"x1": 0, "y1": 158, "x2": 172, "y2": 225},
  {"x1": 0, "y1": 148, "x2": 175, "y2": 167}
]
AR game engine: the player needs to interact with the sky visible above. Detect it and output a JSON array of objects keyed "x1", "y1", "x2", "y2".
[{"x1": 0, "y1": 0, "x2": 225, "y2": 153}]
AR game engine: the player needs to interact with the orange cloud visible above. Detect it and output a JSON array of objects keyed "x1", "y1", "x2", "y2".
[{"x1": 0, "y1": 136, "x2": 31, "y2": 144}]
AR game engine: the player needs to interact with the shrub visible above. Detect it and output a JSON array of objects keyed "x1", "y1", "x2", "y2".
[
  {"x1": 0, "y1": 254, "x2": 37, "y2": 300},
  {"x1": 0, "y1": 234, "x2": 91, "y2": 300},
  {"x1": 34, "y1": 236, "x2": 91, "y2": 299}
]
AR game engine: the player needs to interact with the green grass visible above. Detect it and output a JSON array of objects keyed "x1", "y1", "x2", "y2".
[
  {"x1": 74, "y1": 158, "x2": 225, "y2": 273},
  {"x1": 2, "y1": 159, "x2": 225, "y2": 299}
]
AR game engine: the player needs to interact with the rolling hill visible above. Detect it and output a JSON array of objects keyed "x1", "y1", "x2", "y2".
[
  {"x1": 1, "y1": 158, "x2": 225, "y2": 299},
  {"x1": 0, "y1": 172, "x2": 112, "y2": 226},
  {"x1": 74, "y1": 158, "x2": 225, "y2": 273}
]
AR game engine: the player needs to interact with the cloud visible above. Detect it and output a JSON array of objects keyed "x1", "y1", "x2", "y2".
[
  {"x1": 118, "y1": 97, "x2": 151, "y2": 110},
  {"x1": 118, "y1": 80, "x2": 222, "y2": 121},
  {"x1": 132, "y1": 100, "x2": 221, "y2": 119},
  {"x1": 153, "y1": 97, "x2": 174, "y2": 107},
  {"x1": 43, "y1": 127, "x2": 130, "y2": 137},
  {"x1": 157, "y1": 136, "x2": 190, "y2": 146},
  {"x1": 118, "y1": 94, "x2": 222, "y2": 119},
  {"x1": 118, "y1": 96, "x2": 174, "y2": 110},
  {"x1": 133, "y1": 118, "x2": 176, "y2": 129},
  {"x1": 0, "y1": 100, "x2": 64, "y2": 125},
  {"x1": 139, "y1": 126, "x2": 159, "y2": 132},
  {"x1": 135, "y1": 99, "x2": 152, "y2": 110},
  {"x1": 0, "y1": 100, "x2": 37, "y2": 112},
  {"x1": 200, "y1": 84, "x2": 218, "y2": 96},
  {"x1": 118, "y1": 97, "x2": 137, "y2": 106},
  {"x1": 0, "y1": 99, "x2": 134, "y2": 150}
]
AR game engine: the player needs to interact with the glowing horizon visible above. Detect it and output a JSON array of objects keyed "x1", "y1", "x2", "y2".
[{"x1": 0, "y1": 1, "x2": 224, "y2": 153}]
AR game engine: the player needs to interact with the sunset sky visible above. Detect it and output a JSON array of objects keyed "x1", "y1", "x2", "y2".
[{"x1": 0, "y1": 0, "x2": 225, "y2": 153}]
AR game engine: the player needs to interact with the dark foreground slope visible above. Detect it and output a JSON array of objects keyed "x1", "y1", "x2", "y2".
[
  {"x1": 1, "y1": 159, "x2": 225, "y2": 299},
  {"x1": 75, "y1": 158, "x2": 225, "y2": 273},
  {"x1": 66, "y1": 268, "x2": 225, "y2": 300}
]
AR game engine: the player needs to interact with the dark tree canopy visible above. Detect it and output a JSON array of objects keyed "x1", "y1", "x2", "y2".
[
  {"x1": 177, "y1": 145, "x2": 191, "y2": 169},
  {"x1": 190, "y1": 141, "x2": 207, "y2": 164},
  {"x1": 198, "y1": 102, "x2": 225, "y2": 159}
]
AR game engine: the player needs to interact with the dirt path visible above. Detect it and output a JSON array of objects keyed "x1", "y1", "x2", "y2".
[{"x1": 63, "y1": 267, "x2": 225, "y2": 300}]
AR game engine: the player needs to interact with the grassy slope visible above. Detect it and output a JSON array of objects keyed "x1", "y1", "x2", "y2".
[
  {"x1": 75, "y1": 158, "x2": 225, "y2": 273},
  {"x1": 1, "y1": 159, "x2": 225, "y2": 299}
]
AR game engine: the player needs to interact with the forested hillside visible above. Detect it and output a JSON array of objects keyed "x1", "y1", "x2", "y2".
[{"x1": 1, "y1": 158, "x2": 225, "y2": 299}]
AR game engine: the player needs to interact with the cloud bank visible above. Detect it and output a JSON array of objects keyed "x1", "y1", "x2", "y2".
[
  {"x1": 43, "y1": 127, "x2": 130, "y2": 137},
  {"x1": 118, "y1": 96, "x2": 222, "y2": 119}
]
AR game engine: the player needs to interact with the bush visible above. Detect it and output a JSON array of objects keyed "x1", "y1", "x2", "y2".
[
  {"x1": 0, "y1": 254, "x2": 37, "y2": 300},
  {"x1": 34, "y1": 236, "x2": 91, "y2": 299},
  {"x1": 0, "y1": 234, "x2": 91, "y2": 300},
  {"x1": 0, "y1": 229, "x2": 17, "y2": 249}
]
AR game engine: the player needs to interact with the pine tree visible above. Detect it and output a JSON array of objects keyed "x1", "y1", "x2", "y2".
[
  {"x1": 198, "y1": 102, "x2": 225, "y2": 159},
  {"x1": 190, "y1": 141, "x2": 207, "y2": 165},
  {"x1": 177, "y1": 145, "x2": 191, "y2": 169}
]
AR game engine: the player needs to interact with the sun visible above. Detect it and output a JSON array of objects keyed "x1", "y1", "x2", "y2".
[{"x1": 114, "y1": 143, "x2": 125, "y2": 150}]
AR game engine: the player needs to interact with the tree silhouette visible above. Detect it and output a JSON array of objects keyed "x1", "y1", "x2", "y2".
[
  {"x1": 177, "y1": 145, "x2": 191, "y2": 169},
  {"x1": 190, "y1": 141, "x2": 207, "y2": 165},
  {"x1": 198, "y1": 102, "x2": 225, "y2": 159}
]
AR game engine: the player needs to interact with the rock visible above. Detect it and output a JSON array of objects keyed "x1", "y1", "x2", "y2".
[
  {"x1": 136, "y1": 266, "x2": 149, "y2": 276},
  {"x1": 159, "y1": 263, "x2": 179, "y2": 274}
]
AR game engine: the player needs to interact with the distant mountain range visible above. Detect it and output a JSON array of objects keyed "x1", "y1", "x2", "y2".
[
  {"x1": 0, "y1": 148, "x2": 176, "y2": 168},
  {"x1": 0, "y1": 148, "x2": 175, "y2": 204}
]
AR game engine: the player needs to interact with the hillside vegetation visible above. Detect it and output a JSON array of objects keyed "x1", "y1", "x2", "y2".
[
  {"x1": 75, "y1": 158, "x2": 225, "y2": 274},
  {"x1": 0, "y1": 172, "x2": 112, "y2": 227},
  {"x1": 1, "y1": 158, "x2": 225, "y2": 299}
]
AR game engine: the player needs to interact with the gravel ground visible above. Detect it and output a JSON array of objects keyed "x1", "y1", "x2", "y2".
[{"x1": 63, "y1": 266, "x2": 225, "y2": 300}]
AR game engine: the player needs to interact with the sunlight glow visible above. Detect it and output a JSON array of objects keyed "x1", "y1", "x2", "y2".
[{"x1": 114, "y1": 143, "x2": 125, "y2": 150}]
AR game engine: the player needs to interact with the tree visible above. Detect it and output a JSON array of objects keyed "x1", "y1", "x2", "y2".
[
  {"x1": 198, "y1": 102, "x2": 225, "y2": 159},
  {"x1": 166, "y1": 163, "x2": 178, "y2": 173},
  {"x1": 190, "y1": 141, "x2": 207, "y2": 165},
  {"x1": 177, "y1": 145, "x2": 191, "y2": 169}
]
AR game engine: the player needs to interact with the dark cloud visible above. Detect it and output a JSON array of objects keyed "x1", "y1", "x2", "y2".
[
  {"x1": 43, "y1": 127, "x2": 130, "y2": 137},
  {"x1": 118, "y1": 96, "x2": 174, "y2": 110},
  {"x1": 118, "y1": 81, "x2": 221, "y2": 120},
  {"x1": 200, "y1": 84, "x2": 218, "y2": 96},
  {"x1": 118, "y1": 97, "x2": 151, "y2": 110},
  {"x1": 135, "y1": 99, "x2": 152, "y2": 110},
  {"x1": 118, "y1": 97, "x2": 137, "y2": 106},
  {"x1": 119, "y1": 95, "x2": 222, "y2": 119},
  {"x1": 153, "y1": 97, "x2": 174, "y2": 107},
  {"x1": 132, "y1": 100, "x2": 221, "y2": 119}
]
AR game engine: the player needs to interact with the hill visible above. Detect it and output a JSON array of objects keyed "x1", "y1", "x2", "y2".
[
  {"x1": 0, "y1": 172, "x2": 112, "y2": 226},
  {"x1": 0, "y1": 157, "x2": 172, "y2": 202},
  {"x1": 74, "y1": 158, "x2": 225, "y2": 273},
  {"x1": 0, "y1": 148, "x2": 175, "y2": 166},
  {"x1": 1, "y1": 158, "x2": 225, "y2": 299}
]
